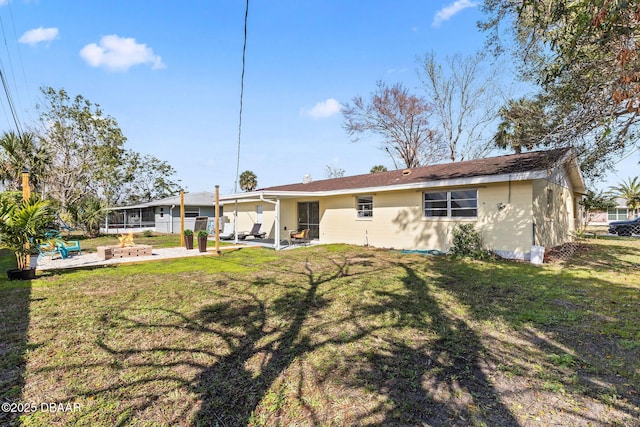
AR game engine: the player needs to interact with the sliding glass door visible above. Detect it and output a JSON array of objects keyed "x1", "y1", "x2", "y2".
[{"x1": 297, "y1": 201, "x2": 319, "y2": 239}]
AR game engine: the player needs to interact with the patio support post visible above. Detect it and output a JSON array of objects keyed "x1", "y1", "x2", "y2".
[
  {"x1": 215, "y1": 185, "x2": 220, "y2": 253},
  {"x1": 275, "y1": 197, "x2": 281, "y2": 250},
  {"x1": 259, "y1": 193, "x2": 280, "y2": 250},
  {"x1": 180, "y1": 190, "x2": 185, "y2": 247}
]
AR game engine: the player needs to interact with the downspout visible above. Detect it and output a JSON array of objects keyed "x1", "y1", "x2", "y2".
[
  {"x1": 259, "y1": 194, "x2": 280, "y2": 250},
  {"x1": 169, "y1": 205, "x2": 176, "y2": 234}
]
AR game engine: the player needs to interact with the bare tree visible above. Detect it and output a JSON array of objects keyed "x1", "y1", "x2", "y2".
[
  {"x1": 419, "y1": 51, "x2": 502, "y2": 162},
  {"x1": 324, "y1": 165, "x2": 345, "y2": 179},
  {"x1": 342, "y1": 81, "x2": 446, "y2": 168}
]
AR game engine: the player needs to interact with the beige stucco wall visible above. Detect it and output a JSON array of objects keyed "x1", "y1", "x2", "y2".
[
  {"x1": 476, "y1": 181, "x2": 534, "y2": 258},
  {"x1": 532, "y1": 171, "x2": 578, "y2": 248},
  {"x1": 319, "y1": 183, "x2": 535, "y2": 257},
  {"x1": 223, "y1": 173, "x2": 579, "y2": 258}
]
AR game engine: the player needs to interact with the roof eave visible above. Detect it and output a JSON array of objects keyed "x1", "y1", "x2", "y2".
[{"x1": 219, "y1": 171, "x2": 548, "y2": 202}]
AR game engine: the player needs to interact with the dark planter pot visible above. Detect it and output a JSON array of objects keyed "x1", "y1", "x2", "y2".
[
  {"x1": 7, "y1": 268, "x2": 36, "y2": 281},
  {"x1": 185, "y1": 234, "x2": 194, "y2": 250},
  {"x1": 197, "y1": 236, "x2": 208, "y2": 253}
]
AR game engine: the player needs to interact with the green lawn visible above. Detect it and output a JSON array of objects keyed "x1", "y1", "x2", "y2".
[{"x1": 0, "y1": 237, "x2": 638, "y2": 426}]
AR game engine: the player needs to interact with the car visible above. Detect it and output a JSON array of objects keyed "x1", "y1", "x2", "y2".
[{"x1": 608, "y1": 216, "x2": 640, "y2": 236}]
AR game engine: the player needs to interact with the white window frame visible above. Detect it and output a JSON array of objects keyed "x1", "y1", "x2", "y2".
[
  {"x1": 423, "y1": 189, "x2": 477, "y2": 218},
  {"x1": 356, "y1": 195, "x2": 373, "y2": 219},
  {"x1": 184, "y1": 208, "x2": 200, "y2": 218}
]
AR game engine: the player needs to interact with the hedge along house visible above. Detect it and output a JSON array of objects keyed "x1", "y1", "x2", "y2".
[
  {"x1": 220, "y1": 148, "x2": 586, "y2": 259},
  {"x1": 104, "y1": 191, "x2": 221, "y2": 234}
]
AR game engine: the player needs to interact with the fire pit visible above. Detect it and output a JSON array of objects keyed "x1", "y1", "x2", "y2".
[
  {"x1": 97, "y1": 245, "x2": 152, "y2": 260},
  {"x1": 97, "y1": 232, "x2": 152, "y2": 260}
]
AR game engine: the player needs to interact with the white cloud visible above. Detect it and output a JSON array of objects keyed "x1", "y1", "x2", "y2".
[
  {"x1": 80, "y1": 35, "x2": 165, "y2": 72},
  {"x1": 432, "y1": 0, "x2": 477, "y2": 27},
  {"x1": 302, "y1": 98, "x2": 341, "y2": 119},
  {"x1": 19, "y1": 27, "x2": 59, "y2": 46}
]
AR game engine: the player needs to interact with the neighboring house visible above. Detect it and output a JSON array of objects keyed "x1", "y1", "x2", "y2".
[
  {"x1": 103, "y1": 192, "x2": 222, "y2": 234},
  {"x1": 219, "y1": 148, "x2": 586, "y2": 260},
  {"x1": 588, "y1": 198, "x2": 636, "y2": 225}
]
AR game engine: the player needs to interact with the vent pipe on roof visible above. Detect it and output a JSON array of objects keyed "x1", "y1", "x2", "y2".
[
  {"x1": 303, "y1": 174, "x2": 313, "y2": 184},
  {"x1": 402, "y1": 169, "x2": 412, "y2": 176}
]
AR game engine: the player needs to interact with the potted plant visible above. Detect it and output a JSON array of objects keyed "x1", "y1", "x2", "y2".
[
  {"x1": 197, "y1": 230, "x2": 208, "y2": 253},
  {"x1": 184, "y1": 229, "x2": 194, "y2": 249},
  {"x1": 0, "y1": 193, "x2": 55, "y2": 280}
]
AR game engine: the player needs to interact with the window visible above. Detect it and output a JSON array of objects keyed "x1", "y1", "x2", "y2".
[
  {"x1": 608, "y1": 208, "x2": 628, "y2": 221},
  {"x1": 184, "y1": 208, "x2": 199, "y2": 218},
  {"x1": 424, "y1": 189, "x2": 477, "y2": 218},
  {"x1": 356, "y1": 196, "x2": 373, "y2": 218}
]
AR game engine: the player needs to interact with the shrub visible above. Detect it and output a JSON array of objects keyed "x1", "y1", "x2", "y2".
[
  {"x1": 197, "y1": 230, "x2": 208, "y2": 238},
  {"x1": 449, "y1": 223, "x2": 494, "y2": 260},
  {"x1": 183, "y1": 229, "x2": 193, "y2": 236},
  {"x1": 142, "y1": 230, "x2": 154, "y2": 238}
]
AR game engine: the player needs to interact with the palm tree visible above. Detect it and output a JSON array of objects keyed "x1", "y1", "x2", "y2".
[
  {"x1": 609, "y1": 176, "x2": 640, "y2": 218},
  {"x1": 239, "y1": 170, "x2": 257, "y2": 192},
  {"x1": 0, "y1": 131, "x2": 51, "y2": 192}
]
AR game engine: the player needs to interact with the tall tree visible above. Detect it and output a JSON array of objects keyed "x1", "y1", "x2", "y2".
[
  {"x1": 35, "y1": 87, "x2": 127, "y2": 210},
  {"x1": 342, "y1": 81, "x2": 446, "y2": 168},
  {"x1": 239, "y1": 170, "x2": 257, "y2": 192},
  {"x1": 121, "y1": 152, "x2": 181, "y2": 204},
  {"x1": 0, "y1": 131, "x2": 51, "y2": 193},
  {"x1": 480, "y1": 0, "x2": 640, "y2": 178},
  {"x1": 419, "y1": 51, "x2": 502, "y2": 161},
  {"x1": 608, "y1": 176, "x2": 640, "y2": 218}
]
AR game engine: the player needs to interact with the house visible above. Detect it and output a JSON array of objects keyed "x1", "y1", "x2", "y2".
[
  {"x1": 219, "y1": 148, "x2": 586, "y2": 260},
  {"x1": 103, "y1": 191, "x2": 222, "y2": 234},
  {"x1": 587, "y1": 198, "x2": 636, "y2": 225}
]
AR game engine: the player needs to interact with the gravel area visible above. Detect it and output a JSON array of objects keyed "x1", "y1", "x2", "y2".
[{"x1": 30, "y1": 246, "x2": 237, "y2": 271}]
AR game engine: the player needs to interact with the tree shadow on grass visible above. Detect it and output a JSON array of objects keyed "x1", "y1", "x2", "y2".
[
  {"x1": 345, "y1": 263, "x2": 521, "y2": 426},
  {"x1": 428, "y1": 254, "x2": 640, "y2": 425},
  {"x1": 189, "y1": 255, "x2": 366, "y2": 425},
  {"x1": 0, "y1": 268, "x2": 36, "y2": 426}
]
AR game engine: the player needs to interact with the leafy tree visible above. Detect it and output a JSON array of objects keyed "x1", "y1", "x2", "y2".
[
  {"x1": 608, "y1": 176, "x2": 640, "y2": 218},
  {"x1": 579, "y1": 190, "x2": 617, "y2": 229},
  {"x1": 342, "y1": 81, "x2": 446, "y2": 168},
  {"x1": 370, "y1": 165, "x2": 388, "y2": 173},
  {"x1": 239, "y1": 170, "x2": 257, "y2": 192},
  {"x1": 480, "y1": 0, "x2": 640, "y2": 179},
  {"x1": 67, "y1": 195, "x2": 105, "y2": 238},
  {"x1": 0, "y1": 131, "x2": 51, "y2": 193},
  {"x1": 34, "y1": 87, "x2": 127, "y2": 211},
  {"x1": 419, "y1": 51, "x2": 502, "y2": 161},
  {"x1": 325, "y1": 165, "x2": 345, "y2": 179},
  {"x1": 0, "y1": 192, "x2": 55, "y2": 270},
  {"x1": 493, "y1": 96, "x2": 550, "y2": 154},
  {"x1": 122, "y1": 152, "x2": 181, "y2": 204}
]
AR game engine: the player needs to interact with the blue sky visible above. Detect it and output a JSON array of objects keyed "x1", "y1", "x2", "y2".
[{"x1": 0, "y1": 0, "x2": 637, "y2": 195}]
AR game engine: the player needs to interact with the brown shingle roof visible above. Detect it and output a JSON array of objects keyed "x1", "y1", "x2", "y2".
[{"x1": 260, "y1": 148, "x2": 572, "y2": 192}]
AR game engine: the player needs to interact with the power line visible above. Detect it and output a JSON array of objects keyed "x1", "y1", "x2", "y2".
[{"x1": 234, "y1": 0, "x2": 249, "y2": 194}]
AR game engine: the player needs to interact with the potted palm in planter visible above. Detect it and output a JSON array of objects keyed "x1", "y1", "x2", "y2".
[
  {"x1": 197, "y1": 230, "x2": 208, "y2": 253},
  {"x1": 184, "y1": 229, "x2": 194, "y2": 249},
  {"x1": 0, "y1": 193, "x2": 54, "y2": 280}
]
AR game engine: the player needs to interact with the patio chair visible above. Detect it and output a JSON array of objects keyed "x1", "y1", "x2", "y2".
[
  {"x1": 238, "y1": 223, "x2": 266, "y2": 240},
  {"x1": 289, "y1": 228, "x2": 311, "y2": 246},
  {"x1": 219, "y1": 222, "x2": 235, "y2": 240},
  {"x1": 37, "y1": 241, "x2": 68, "y2": 260},
  {"x1": 60, "y1": 240, "x2": 81, "y2": 255}
]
